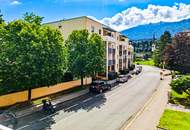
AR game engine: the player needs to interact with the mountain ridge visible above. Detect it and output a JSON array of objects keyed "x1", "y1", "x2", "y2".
[{"x1": 121, "y1": 19, "x2": 190, "y2": 40}]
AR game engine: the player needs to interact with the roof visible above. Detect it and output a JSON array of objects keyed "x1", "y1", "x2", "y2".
[
  {"x1": 44, "y1": 16, "x2": 128, "y2": 38},
  {"x1": 102, "y1": 25, "x2": 117, "y2": 32},
  {"x1": 120, "y1": 34, "x2": 128, "y2": 38},
  {"x1": 44, "y1": 16, "x2": 100, "y2": 25}
]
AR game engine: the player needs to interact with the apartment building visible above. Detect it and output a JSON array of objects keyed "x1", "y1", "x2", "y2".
[
  {"x1": 46, "y1": 16, "x2": 133, "y2": 78},
  {"x1": 128, "y1": 44, "x2": 134, "y2": 67},
  {"x1": 176, "y1": 30, "x2": 190, "y2": 37}
]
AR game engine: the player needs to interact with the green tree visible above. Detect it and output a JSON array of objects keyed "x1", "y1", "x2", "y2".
[
  {"x1": 87, "y1": 33, "x2": 105, "y2": 79},
  {"x1": 163, "y1": 32, "x2": 190, "y2": 73},
  {"x1": 66, "y1": 30, "x2": 89, "y2": 86},
  {"x1": 0, "y1": 13, "x2": 68, "y2": 99},
  {"x1": 153, "y1": 31, "x2": 172, "y2": 67},
  {"x1": 0, "y1": 10, "x2": 4, "y2": 24},
  {"x1": 66, "y1": 30, "x2": 105, "y2": 86},
  {"x1": 23, "y1": 12, "x2": 43, "y2": 25}
]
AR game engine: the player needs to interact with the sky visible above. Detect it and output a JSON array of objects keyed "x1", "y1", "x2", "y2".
[{"x1": 0, "y1": 0, "x2": 190, "y2": 31}]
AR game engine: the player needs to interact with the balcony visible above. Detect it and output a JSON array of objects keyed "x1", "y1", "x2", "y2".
[
  {"x1": 108, "y1": 60, "x2": 115, "y2": 66},
  {"x1": 108, "y1": 48, "x2": 116, "y2": 54},
  {"x1": 103, "y1": 35, "x2": 116, "y2": 43},
  {"x1": 119, "y1": 41, "x2": 128, "y2": 46},
  {"x1": 108, "y1": 48, "x2": 112, "y2": 53},
  {"x1": 123, "y1": 50, "x2": 127, "y2": 54}
]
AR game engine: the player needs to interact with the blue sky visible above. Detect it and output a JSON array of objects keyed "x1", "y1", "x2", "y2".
[{"x1": 0, "y1": 0, "x2": 190, "y2": 31}]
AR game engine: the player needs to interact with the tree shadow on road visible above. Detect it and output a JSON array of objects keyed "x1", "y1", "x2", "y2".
[
  {"x1": 62, "y1": 93, "x2": 107, "y2": 112},
  {"x1": 11, "y1": 92, "x2": 107, "y2": 130}
]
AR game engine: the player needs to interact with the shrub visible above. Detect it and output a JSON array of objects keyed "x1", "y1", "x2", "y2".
[
  {"x1": 171, "y1": 75, "x2": 190, "y2": 96},
  {"x1": 119, "y1": 69, "x2": 129, "y2": 75}
]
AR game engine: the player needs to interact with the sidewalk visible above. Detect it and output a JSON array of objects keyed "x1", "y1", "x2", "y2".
[
  {"x1": 123, "y1": 75, "x2": 172, "y2": 130},
  {"x1": 0, "y1": 88, "x2": 89, "y2": 122}
]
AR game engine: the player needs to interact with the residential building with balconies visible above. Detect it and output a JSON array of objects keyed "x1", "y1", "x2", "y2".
[
  {"x1": 46, "y1": 16, "x2": 132, "y2": 79},
  {"x1": 128, "y1": 44, "x2": 134, "y2": 68}
]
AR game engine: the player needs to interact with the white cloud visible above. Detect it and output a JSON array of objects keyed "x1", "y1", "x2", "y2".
[
  {"x1": 93, "y1": 3, "x2": 190, "y2": 31},
  {"x1": 10, "y1": 0, "x2": 21, "y2": 5}
]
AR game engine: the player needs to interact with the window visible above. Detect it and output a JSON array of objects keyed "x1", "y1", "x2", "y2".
[
  {"x1": 91, "y1": 26, "x2": 95, "y2": 33},
  {"x1": 58, "y1": 25, "x2": 62, "y2": 29},
  {"x1": 99, "y1": 29, "x2": 101, "y2": 34}
]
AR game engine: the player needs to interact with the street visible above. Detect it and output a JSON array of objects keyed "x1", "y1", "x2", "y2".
[{"x1": 13, "y1": 66, "x2": 160, "y2": 130}]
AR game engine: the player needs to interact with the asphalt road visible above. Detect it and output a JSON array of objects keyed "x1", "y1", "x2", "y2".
[{"x1": 8, "y1": 66, "x2": 160, "y2": 130}]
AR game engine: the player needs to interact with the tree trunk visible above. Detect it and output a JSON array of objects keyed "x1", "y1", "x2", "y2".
[
  {"x1": 81, "y1": 75, "x2": 84, "y2": 87},
  {"x1": 28, "y1": 88, "x2": 32, "y2": 101}
]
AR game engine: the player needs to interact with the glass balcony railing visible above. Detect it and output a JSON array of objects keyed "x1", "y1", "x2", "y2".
[
  {"x1": 108, "y1": 48, "x2": 116, "y2": 54},
  {"x1": 108, "y1": 60, "x2": 116, "y2": 66}
]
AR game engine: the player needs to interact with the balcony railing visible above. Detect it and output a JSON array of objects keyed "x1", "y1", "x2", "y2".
[
  {"x1": 108, "y1": 48, "x2": 116, "y2": 54},
  {"x1": 103, "y1": 36, "x2": 116, "y2": 42},
  {"x1": 108, "y1": 60, "x2": 115, "y2": 66},
  {"x1": 108, "y1": 48, "x2": 112, "y2": 53}
]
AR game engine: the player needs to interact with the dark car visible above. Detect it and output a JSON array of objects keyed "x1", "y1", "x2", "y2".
[
  {"x1": 89, "y1": 80, "x2": 111, "y2": 93},
  {"x1": 117, "y1": 75, "x2": 128, "y2": 83}
]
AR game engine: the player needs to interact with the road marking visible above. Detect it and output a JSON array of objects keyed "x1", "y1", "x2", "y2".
[
  {"x1": 95, "y1": 94, "x2": 101, "y2": 97},
  {"x1": 65, "y1": 104, "x2": 78, "y2": 110},
  {"x1": 39, "y1": 116, "x2": 49, "y2": 121},
  {"x1": 82, "y1": 97, "x2": 93, "y2": 103},
  {"x1": 16, "y1": 124, "x2": 30, "y2": 130},
  {"x1": 122, "y1": 87, "x2": 159, "y2": 130}
]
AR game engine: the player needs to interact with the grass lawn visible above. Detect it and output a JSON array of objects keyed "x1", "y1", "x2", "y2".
[
  {"x1": 134, "y1": 59, "x2": 155, "y2": 66},
  {"x1": 159, "y1": 109, "x2": 190, "y2": 130}
]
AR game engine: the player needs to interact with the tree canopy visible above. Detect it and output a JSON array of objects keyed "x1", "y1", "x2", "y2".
[
  {"x1": 0, "y1": 13, "x2": 68, "y2": 96},
  {"x1": 0, "y1": 10, "x2": 4, "y2": 24},
  {"x1": 153, "y1": 31, "x2": 172, "y2": 67},
  {"x1": 66, "y1": 30, "x2": 105, "y2": 85},
  {"x1": 163, "y1": 32, "x2": 190, "y2": 73},
  {"x1": 87, "y1": 33, "x2": 105, "y2": 79}
]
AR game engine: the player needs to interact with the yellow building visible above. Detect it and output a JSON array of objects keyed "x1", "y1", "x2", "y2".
[{"x1": 46, "y1": 16, "x2": 133, "y2": 78}]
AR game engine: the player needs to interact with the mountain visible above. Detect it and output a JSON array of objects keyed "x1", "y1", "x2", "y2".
[{"x1": 121, "y1": 19, "x2": 190, "y2": 40}]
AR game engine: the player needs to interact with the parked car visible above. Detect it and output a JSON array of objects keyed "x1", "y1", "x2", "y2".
[
  {"x1": 131, "y1": 66, "x2": 142, "y2": 75},
  {"x1": 136, "y1": 65, "x2": 143, "y2": 74},
  {"x1": 89, "y1": 80, "x2": 111, "y2": 93},
  {"x1": 131, "y1": 68, "x2": 138, "y2": 75},
  {"x1": 107, "y1": 79, "x2": 118, "y2": 87},
  {"x1": 126, "y1": 74, "x2": 132, "y2": 79},
  {"x1": 117, "y1": 75, "x2": 128, "y2": 83}
]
